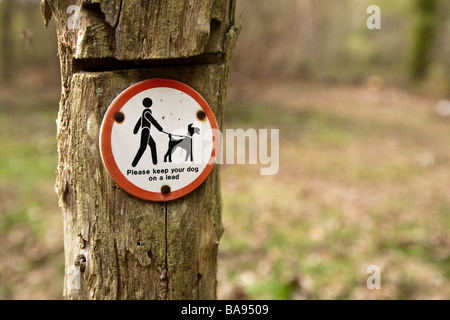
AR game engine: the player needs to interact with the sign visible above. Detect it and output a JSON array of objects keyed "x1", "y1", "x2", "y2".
[{"x1": 99, "y1": 79, "x2": 218, "y2": 201}]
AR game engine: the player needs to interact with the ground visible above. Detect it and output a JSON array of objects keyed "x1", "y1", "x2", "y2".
[{"x1": 0, "y1": 74, "x2": 449, "y2": 299}]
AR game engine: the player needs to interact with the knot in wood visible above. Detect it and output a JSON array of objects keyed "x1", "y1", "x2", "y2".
[{"x1": 75, "y1": 255, "x2": 87, "y2": 272}]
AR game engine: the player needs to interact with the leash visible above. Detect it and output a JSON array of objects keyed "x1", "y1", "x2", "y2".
[
  {"x1": 142, "y1": 112, "x2": 189, "y2": 138},
  {"x1": 161, "y1": 130, "x2": 190, "y2": 139}
]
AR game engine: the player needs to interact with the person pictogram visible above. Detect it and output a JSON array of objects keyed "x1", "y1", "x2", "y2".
[{"x1": 132, "y1": 98, "x2": 164, "y2": 167}]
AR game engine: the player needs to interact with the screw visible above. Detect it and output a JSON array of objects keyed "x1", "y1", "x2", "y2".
[
  {"x1": 197, "y1": 110, "x2": 206, "y2": 121},
  {"x1": 114, "y1": 112, "x2": 125, "y2": 123},
  {"x1": 161, "y1": 185, "x2": 171, "y2": 195}
]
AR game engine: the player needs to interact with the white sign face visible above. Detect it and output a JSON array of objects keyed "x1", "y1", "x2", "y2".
[{"x1": 99, "y1": 79, "x2": 218, "y2": 201}]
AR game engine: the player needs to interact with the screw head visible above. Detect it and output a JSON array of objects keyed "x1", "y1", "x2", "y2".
[
  {"x1": 161, "y1": 185, "x2": 171, "y2": 195},
  {"x1": 114, "y1": 112, "x2": 125, "y2": 123},
  {"x1": 196, "y1": 110, "x2": 206, "y2": 121}
]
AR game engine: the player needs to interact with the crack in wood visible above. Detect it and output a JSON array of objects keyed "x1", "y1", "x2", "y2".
[
  {"x1": 164, "y1": 201, "x2": 169, "y2": 299},
  {"x1": 114, "y1": 0, "x2": 123, "y2": 29},
  {"x1": 114, "y1": 239, "x2": 121, "y2": 300},
  {"x1": 72, "y1": 53, "x2": 224, "y2": 73}
]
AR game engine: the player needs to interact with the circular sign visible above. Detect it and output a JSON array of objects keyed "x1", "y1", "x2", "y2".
[{"x1": 99, "y1": 79, "x2": 219, "y2": 201}]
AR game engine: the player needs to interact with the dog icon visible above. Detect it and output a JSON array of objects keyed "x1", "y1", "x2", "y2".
[{"x1": 164, "y1": 123, "x2": 200, "y2": 163}]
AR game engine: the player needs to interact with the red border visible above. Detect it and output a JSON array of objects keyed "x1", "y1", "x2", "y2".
[{"x1": 99, "y1": 79, "x2": 218, "y2": 202}]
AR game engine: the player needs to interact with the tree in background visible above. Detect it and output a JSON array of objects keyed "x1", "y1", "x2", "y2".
[
  {"x1": 411, "y1": 0, "x2": 439, "y2": 81},
  {"x1": 0, "y1": 0, "x2": 13, "y2": 79}
]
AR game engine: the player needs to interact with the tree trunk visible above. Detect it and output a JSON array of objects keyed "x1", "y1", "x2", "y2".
[
  {"x1": 41, "y1": 0, "x2": 238, "y2": 300},
  {"x1": 411, "y1": 0, "x2": 439, "y2": 80},
  {"x1": 0, "y1": 0, "x2": 13, "y2": 79}
]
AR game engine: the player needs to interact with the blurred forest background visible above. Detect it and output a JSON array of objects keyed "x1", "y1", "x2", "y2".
[{"x1": 0, "y1": 0, "x2": 449, "y2": 299}]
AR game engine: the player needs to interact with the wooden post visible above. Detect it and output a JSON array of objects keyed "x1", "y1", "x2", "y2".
[{"x1": 41, "y1": 0, "x2": 238, "y2": 300}]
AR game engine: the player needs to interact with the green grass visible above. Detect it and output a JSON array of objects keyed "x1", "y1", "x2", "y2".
[
  {"x1": 218, "y1": 83, "x2": 450, "y2": 300},
  {"x1": 0, "y1": 89, "x2": 63, "y2": 299}
]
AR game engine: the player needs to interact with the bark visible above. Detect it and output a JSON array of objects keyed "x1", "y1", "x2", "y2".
[{"x1": 41, "y1": 0, "x2": 238, "y2": 300}]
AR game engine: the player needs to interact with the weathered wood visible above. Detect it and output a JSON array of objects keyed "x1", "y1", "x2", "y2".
[{"x1": 42, "y1": 0, "x2": 238, "y2": 300}]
